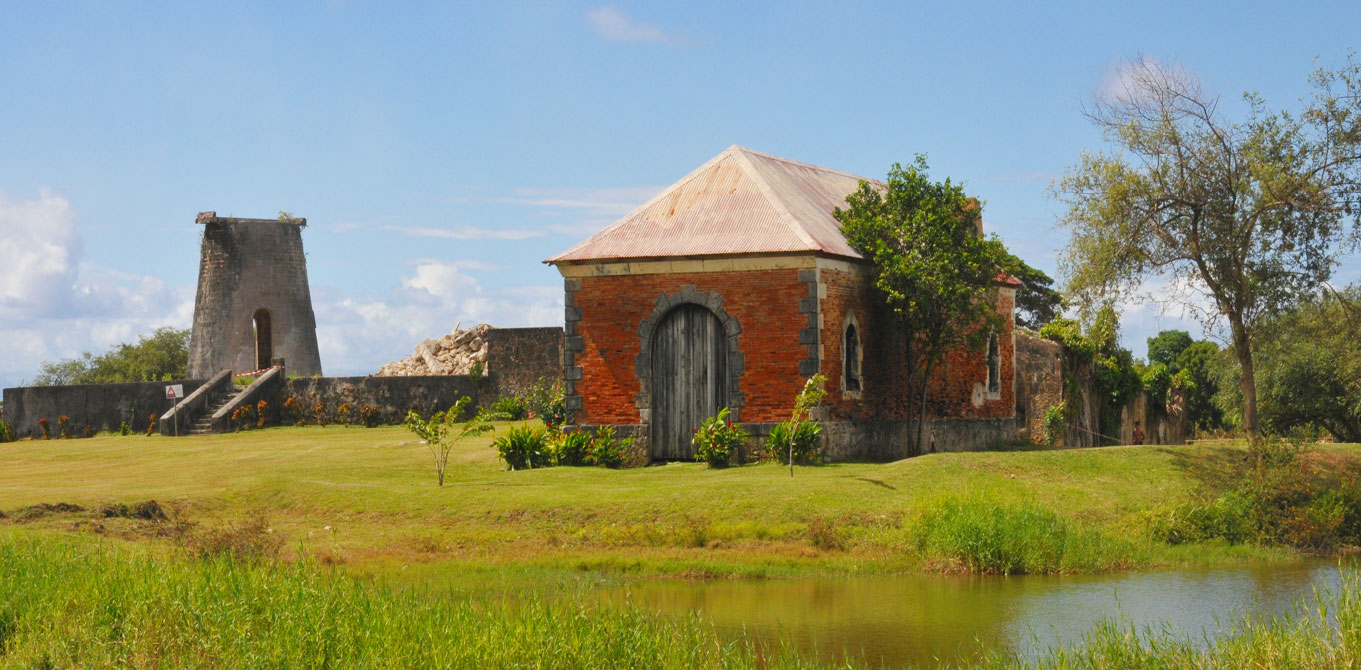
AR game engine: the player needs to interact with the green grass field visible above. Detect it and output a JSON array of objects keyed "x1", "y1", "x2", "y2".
[{"x1": 2, "y1": 424, "x2": 1354, "y2": 582}]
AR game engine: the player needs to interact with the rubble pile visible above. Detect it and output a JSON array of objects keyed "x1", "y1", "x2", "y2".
[{"x1": 375, "y1": 322, "x2": 493, "y2": 376}]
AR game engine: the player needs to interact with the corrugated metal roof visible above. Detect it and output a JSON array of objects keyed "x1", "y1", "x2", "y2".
[{"x1": 546, "y1": 146, "x2": 875, "y2": 263}]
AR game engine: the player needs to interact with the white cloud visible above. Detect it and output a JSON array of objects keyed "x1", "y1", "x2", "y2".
[
  {"x1": 0, "y1": 189, "x2": 80, "y2": 318},
  {"x1": 313, "y1": 262, "x2": 562, "y2": 376},
  {"x1": 499, "y1": 185, "x2": 662, "y2": 216},
  {"x1": 383, "y1": 224, "x2": 543, "y2": 240},
  {"x1": 586, "y1": 7, "x2": 681, "y2": 45},
  {"x1": 0, "y1": 190, "x2": 194, "y2": 386},
  {"x1": 1110, "y1": 274, "x2": 1226, "y2": 357}
]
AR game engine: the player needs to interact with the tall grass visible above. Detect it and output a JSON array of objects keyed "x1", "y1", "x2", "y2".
[
  {"x1": 971, "y1": 566, "x2": 1360, "y2": 669},
  {"x1": 0, "y1": 533, "x2": 833, "y2": 669},
  {"x1": 909, "y1": 496, "x2": 1139, "y2": 575}
]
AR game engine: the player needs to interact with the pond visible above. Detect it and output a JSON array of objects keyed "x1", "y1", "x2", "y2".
[{"x1": 598, "y1": 561, "x2": 1346, "y2": 667}]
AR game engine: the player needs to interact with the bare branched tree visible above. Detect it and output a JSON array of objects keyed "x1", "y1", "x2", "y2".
[{"x1": 1056, "y1": 55, "x2": 1361, "y2": 439}]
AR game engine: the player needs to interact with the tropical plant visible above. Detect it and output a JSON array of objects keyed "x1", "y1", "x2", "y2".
[
  {"x1": 491, "y1": 424, "x2": 550, "y2": 471},
  {"x1": 556, "y1": 430, "x2": 592, "y2": 466},
  {"x1": 692, "y1": 407, "x2": 748, "y2": 468},
  {"x1": 765, "y1": 375, "x2": 828, "y2": 470}
]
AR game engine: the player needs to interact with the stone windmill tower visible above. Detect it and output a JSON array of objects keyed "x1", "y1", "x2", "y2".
[{"x1": 186, "y1": 211, "x2": 323, "y2": 378}]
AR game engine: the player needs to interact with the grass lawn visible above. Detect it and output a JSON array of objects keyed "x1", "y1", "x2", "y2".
[{"x1": 1, "y1": 424, "x2": 1354, "y2": 583}]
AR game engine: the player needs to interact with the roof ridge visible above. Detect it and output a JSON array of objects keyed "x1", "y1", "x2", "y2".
[
  {"x1": 730, "y1": 145, "x2": 879, "y2": 185},
  {"x1": 731, "y1": 148, "x2": 821, "y2": 251}
]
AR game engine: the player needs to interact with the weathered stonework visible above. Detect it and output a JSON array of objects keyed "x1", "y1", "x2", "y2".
[{"x1": 187, "y1": 212, "x2": 323, "y2": 378}]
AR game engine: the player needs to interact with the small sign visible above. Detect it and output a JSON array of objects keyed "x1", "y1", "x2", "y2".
[{"x1": 165, "y1": 384, "x2": 184, "y2": 400}]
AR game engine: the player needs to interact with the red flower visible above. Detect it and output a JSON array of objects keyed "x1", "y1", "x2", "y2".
[{"x1": 692, "y1": 429, "x2": 698, "y2": 434}]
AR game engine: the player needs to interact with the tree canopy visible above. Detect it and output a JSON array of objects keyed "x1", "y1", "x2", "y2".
[
  {"x1": 834, "y1": 156, "x2": 1012, "y2": 455},
  {"x1": 1055, "y1": 56, "x2": 1361, "y2": 437},
  {"x1": 1215, "y1": 284, "x2": 1361, "y2": 442},
  {"x1": 1001, "y1": 250, "x2": 1062, "y2": 330},
  {"x1": 33, "y1": 327, "x2": 189, "y2": 386}
]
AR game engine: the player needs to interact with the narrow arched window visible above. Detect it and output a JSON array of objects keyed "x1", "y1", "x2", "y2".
[
  {"x1": 986, "y1": 331, "x2": 1000, "y2": 395},
  {"x1": 844, "y1": 324, "x2": 861, "y2": 392}
]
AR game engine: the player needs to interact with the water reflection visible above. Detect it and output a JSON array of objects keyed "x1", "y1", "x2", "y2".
[{"x1": 600, "y1": 562, "x2": 1343, "y2": 668}]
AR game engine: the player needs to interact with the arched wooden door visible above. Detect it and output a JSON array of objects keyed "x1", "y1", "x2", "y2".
[{"x1": 650, "y1": 304, "x2": 729, "y2": 460}]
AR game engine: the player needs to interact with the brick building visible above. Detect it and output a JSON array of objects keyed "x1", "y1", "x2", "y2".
[{"x1": 546, "y1": 146, "x2": 1019, "y2": 460}]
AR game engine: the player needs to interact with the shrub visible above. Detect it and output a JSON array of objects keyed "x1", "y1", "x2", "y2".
[
  {"x1": 145, "y1": 412, "x2": 157, "y2": 436},
  {"x1": 692, "y1": 407, "x2": 748, "y2": 468},
  {"x1": 58, "y1": 415, "x2": 70, "y2": 439},
  {"x1": 523, "y1": 378, "x2": 567, "y2": 427},
  {"x1": 586, "y1": 425, "x2": 633, "y2": 468},
  {"x1": 80, "y1": 426, "x2": 94, "y2": 438},
  {"x1": 231, "y1": 404, "x2": 255, "y2": 431},
  {"x1": 0, "y1": 420, "x2": 12, "y2": 443},
  {"x1": 39, "y1": 417, "x2": 50, "y2": 440},
  {"x1": 764, "y1": 421, "x2": 823, "y2": 465},
  {"x1": 907, "y1": 497, "x2": 1123, "y2": 575},
  {"x1": 118, "y1": 421, "x2": 131, "y2": 436},
  {"x1": 492, "y1": 425, "x2": 551, "y2": 470},
  {"x1": 556, "y1": 430, "x2": 592, "y2": 466},
  {"x1": 282, "y1": 397, "x2": 303, "y2": 426},
  {"x1": 1043, "y1": 401, "x2": 1066, "y2": 446},
  {"x1": 358, "y1": 404, "x2": 381, "y2": 428},
  {"x1": 336, "y1": 402, "x2": 353, "y2": 426},
  {"x1": 490, "y1": 395, "x2": 528, "y2": 421},
  {"x1": 256, "y1": 400, "x2": 269, "y2": 428},
  {"x1": 807, "y1": 516, "x2": 846, "y2": 551},
  {"x1": 312, "y1": 401, "x2": 326, "y2": 426}
]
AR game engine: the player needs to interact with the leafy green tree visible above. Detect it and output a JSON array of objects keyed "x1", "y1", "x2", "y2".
[
  {"x1": 1000, "y1": 251, "x2": 1062, "y2": 331},
  {"x1": 1216, "y1": 285, "x2": 1360, "y2": 442},
  {"x1": 1175, "y1": 340, "x2": 1224, "y2": 433},
  {"x1": 33, "y1": 327, "x2": 189, "y2": 385},
  {"x1": 1055, "y1": 56, "x2": 1361, "y2": 439},
  {"x1": 1146, "y1": 330, "x2": 1193, "y2": 368},
  {"x1": 834, "y1": 156, "x2": 1012, "y2": 455}
]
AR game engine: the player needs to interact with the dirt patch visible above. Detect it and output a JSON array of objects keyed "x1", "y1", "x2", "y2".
[
  {"x1": 98, "y1": 500, "x2": 168, "y2": 521},
  {"x1": 12, "y1": 502, "x2": 87, "y2": 522}
]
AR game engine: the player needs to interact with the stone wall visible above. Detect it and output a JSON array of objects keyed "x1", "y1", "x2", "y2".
[
  {"x1": 822, "y1": 417, "x2": 1022, "y2": 461},
  {"x1": 485, "y1": 327, "x2": 563, "y2": 396},
  {"x1": 2, "y1": 379, "x2": 205, "y2": 438},
  {"x1": 187, "y1": 213, "x2": 323, "y2": 378},
  {"x1": 283, "y1": 375, "x2": 486, "y2": 425}
]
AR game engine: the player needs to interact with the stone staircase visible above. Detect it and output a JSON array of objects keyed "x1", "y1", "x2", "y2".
[{"x1": 188, "y1": 386, "x2": 245, "y2": 435}]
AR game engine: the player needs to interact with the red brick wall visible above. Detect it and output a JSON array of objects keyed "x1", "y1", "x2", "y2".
[
  {"x1": 573, "y1": 270, "x2": 808, "y2": 424},
  {"x1": 819, "y1": 267, "x2": 1015, "y2": 422}
]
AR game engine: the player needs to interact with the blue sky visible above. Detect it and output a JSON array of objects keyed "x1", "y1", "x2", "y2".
[{"x1": 2, "y1": 1, "x2": 1358, "y2": 387}]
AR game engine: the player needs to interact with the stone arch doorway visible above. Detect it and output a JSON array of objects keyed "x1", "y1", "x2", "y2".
[
  {"x1": 252, "y1": 308, "x2": 272, "y2": 370},
  {"x1": 650, "y1": 303, "x2": 729, "y2": 460}
]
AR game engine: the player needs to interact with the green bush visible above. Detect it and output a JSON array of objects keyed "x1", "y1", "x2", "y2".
[
  {"x1": 586, "y1": 425, "x2": 630, "y2": 468},
  {"x1": 909, "y1": 497, "x2": 1127, "y2": 575},
  {"x1": 691, "y1": 408, "x2": 748, "y2": 468},
  {"x1": 1147, "y1": 438, "x2": 1361, "y2": 550},
  {"x1": 764, "y1": 421, "x2": 823, "y2": 465},
  {"x1": 490, "y1": 395, "x2": 529, "y2": 421},
  {"x1": 523, "y1": 378, "x2": 566, "y2": 427},
  {"x1": 1042, "y1": 402, "x2": 1066, "y2": 446},
  {"x1": 492, "y1": 425, "x2": 551, "y2": 470},
  {"x1": 0, "y1": 420, "x2": 11, "y2": 443},
  {"x1": 556, "y1": 430, "x2": 592, "y2": 466},
  {"x1": 1147, "y1": 492, "x2": 1256, "y2": 545}
]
